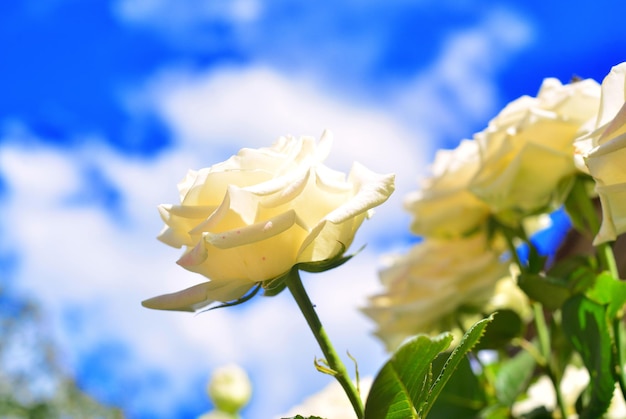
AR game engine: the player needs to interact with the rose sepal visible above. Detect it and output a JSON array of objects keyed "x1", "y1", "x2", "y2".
[{"x1": 262, "y1": 243, "x2": 363, "y2": 297}]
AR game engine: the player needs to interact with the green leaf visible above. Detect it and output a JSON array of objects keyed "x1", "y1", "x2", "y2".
[
  {"x1": 364, "y1": 333, "x2": 454, "y2": 419},
  {"x1": 494, "y1": 349, "x2": 536, "y2": 407},
  {"x1": 476, "y1": 309, "x2": 523, "y2": 350},
  {"x1": 547, "y1": 256, "x2": 597, "y2": 295},
  {"x1": 365, "y1": 316, "x2": 494, "y2": 419},
  {"x1": 427, "y1": 354, "x2": 487, "y2": 418},
  {"x1": 518, "y1": 273, "x2": 571, "y2": 310},
  {"x1": 421, "y1": 315, "x2": 494, "y2": 417},
  {"x1": 563, "y1": 174, "x2": 596, "y2": 234},
  {"x1": 526, "y1": 243, "x2": 547, "y2": 275},
  {"x1": 585, "y1": 271, "x2": 626, "y2": 321},
  {"x1": 616, "y1": 321, "x2": 626, "y2": 401},
  {"x1": 562, "y1": 295, "x2": 615, "y2": 419}
]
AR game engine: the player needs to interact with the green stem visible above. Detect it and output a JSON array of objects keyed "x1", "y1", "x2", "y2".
[
  {"x1": 500, "y1": 220, "x2": 568, "y2": 419},
  {"x1": 286, "y1": 269, "x2": 364, "y2": 419},
  {"x1": 599, "y1": 242, "x2": 619, "y2": 278},
  {"x1": 533, "y1": 303, "x2": 568, "y2": 419}
]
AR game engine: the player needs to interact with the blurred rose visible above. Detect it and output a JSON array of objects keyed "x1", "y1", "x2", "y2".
[
  {"x1": 470, "y1": 77, "x2": 600, "y2": 222},
  {"x1": 576, "y1": 62, "x2": 626, "y2": 244},
  {"x1": 362, "y1": 232, "x2": 509, "y2": 351},
  {"x1": 405, "y1": 139, "x2": 490, "y2": 238},
  {"x1": 143, "y1": 131, "x2": 395, "y2": 311},
  {"x1": 485, "y1": 274, "x2": 532, "y2": 322},
  {"x1": 512, "y1": 365, "x2": 626, "y2": 418},
  {"x1": 279, "y1": 377, "x2": 372, "y2": 419}
]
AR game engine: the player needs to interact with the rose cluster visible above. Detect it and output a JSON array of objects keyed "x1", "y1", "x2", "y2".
[{"x1": 364, "y1": 63, "x2": 626, "y2": 351}]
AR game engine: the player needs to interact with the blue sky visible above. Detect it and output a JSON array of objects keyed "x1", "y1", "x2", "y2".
[{"x1": 2, "y1": 1, "x2": 626, "y2": 418}]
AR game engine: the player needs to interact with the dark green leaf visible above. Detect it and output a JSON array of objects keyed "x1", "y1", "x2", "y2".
[
  {"x1": 526, "y1": 243, "x2": 547, "y2": 275},
  {"x1": 364, "y1": 333, "x2": 453, "y2": 419},
  {"x1": 476, "y1": 309, "x2": 523, "y2": 350},
  {"x1": 547, "y1": 256, "x2": 597, "y2": 295},
  {"x1": 563, "y1": 174, "x2": 596, "y2": 234},
  {"x1": 427, "y1": 353, "x2": 487, "y2": 418},
  {"x1": 615, "y1": 321, "x2": 626, "y2": 402},
  {"x1": 421, "y1": 315, "x2": 494, "y2": 417},
  {"x1": 562, "y1": 295, "x2": 614, "y2": 419},
  {"x1": 518, "y1": 273, "x2": 571, "y2": 310}
]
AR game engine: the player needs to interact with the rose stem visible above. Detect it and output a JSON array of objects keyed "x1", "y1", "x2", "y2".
[
  {"x1": 286, "y1": 268, "x2": 365, "y2": 419},
  {"x1": 501, "y1": 226, "x2": 569, "y2": 419}
]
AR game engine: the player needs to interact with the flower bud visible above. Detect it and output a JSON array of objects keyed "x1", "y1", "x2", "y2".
[{"x1": 207, "y1": 365, "x2": 252, "y2": 414}]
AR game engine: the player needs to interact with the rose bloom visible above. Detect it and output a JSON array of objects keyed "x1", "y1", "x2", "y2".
[
  {"x1": 143, "y1": 131, "x2": 395, "y2": 311},
  {"x1": 362, "y1": 232, "x2": 509, "y2": 351},
  {"x1": 279, "y1": 377, "x2": 372, "y2": 419},
  {"x1": 512, "y1": 365, "x2": 626, "y2": 418},
  {"x1": 576, "y1": 62, "x2": 626, "y2": 244},
  {"x1": 469, "y1": 77, "x2": 600, "y2": 222},
  {"x1": 405, "y1": 139, "x2": 491, "y2": 238}
]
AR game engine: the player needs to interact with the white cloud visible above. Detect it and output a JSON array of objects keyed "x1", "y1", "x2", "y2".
[
  {"x1": 393, "y1": 9, "x2": 534, "y2": 143},
  {"x1": 113, "y1": 0, "x2": 261, "y2": 26}
]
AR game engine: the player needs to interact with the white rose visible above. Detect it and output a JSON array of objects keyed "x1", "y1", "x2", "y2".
[
  {"x1": 362, "y1": 232, "x2": 509, "y2": 351},
  {"x1": 512, "y1": 365, "x2": 626, "y2": 418},
  {"x1": 143, "y1": 131, "x2": 395, "y2": 311},
  {"x1": 470, "y1": 77, "x2": 600, "y2": 222},
  {"x1": 279, "y1": 377, "x2": 372, "y2": 419},
  {"x1": 577, "y1": 62, "x2": 626, "y2": 244},
  {"x1": 405, "y1": 139, "x2": 491, "y2": 238}
]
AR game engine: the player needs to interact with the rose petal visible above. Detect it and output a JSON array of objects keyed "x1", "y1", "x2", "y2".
[
  {"x1": 205, "y1": 209, "x2": 307, "y2": 250},
  {"x1": 326, "y1": 162, "x2": 395, "y2": 225},
  {"x1": 142, "y1": 279, "x2": 254, "y2": 311}
]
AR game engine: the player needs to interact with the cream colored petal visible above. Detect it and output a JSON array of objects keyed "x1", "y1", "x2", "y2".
[
  {"x1": 177, "y1": 238, "x2": 209, "y2": 267},
  {"x1": 141, "y1": 279, "x2": 254, "y2": 311},
  {"x1": 177, "y1": 169, "x2": 199, "y2": 201},
  {"x1": 205, "y1": 209, "x2": 306, "y2": 250},
  {"x1": 256, "y1": 168, "x2": 310, "y2": 208},
  {"x1": 593, "y1": 183, "x2": 626, "y2": 244},
  {"x1": 598, "y1": 102, "x2": 626, "y2": 146},
  {"x1": 314, "y1": 166, "x2": 352, "y2": 193},
  {"x1": 157, "y1": 204, "x2": 217, "y2": 248},
  {"x1": 325, "y1": 163, "x2": 395, "y2": 225},
  {"x1": 596, "y1": 62, "x2": 626, "y2": 128},
  {"x1": 188, "y1": 193, "x2": 233, "y2": 235}
]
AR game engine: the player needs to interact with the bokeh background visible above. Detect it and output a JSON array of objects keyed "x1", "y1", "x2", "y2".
[{"x1": 2, "y1": 1, "x2": 626, "y2": 418}]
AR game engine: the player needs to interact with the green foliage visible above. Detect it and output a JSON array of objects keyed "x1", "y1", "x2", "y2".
[
  {"x1": 494, "y1": 349, "x2": 536, "y2": 408},
  {"x1": 476, "y1": 309, "x2": 524, "y2": 349},
  {"x1": 562, "y1": 295, "x2": 615, "y2": 418},
  {"x1": 517, "y1": 272, "x2": 572, "y2": 310},
  {"x1": 364, "y1": 316, "x2": 493, "y2": 419},
  {"x1": 427, "y1": 354, "x2": 487, "y2": 418}
]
